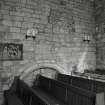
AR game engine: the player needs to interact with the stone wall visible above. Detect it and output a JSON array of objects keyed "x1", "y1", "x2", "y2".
[
  {"x1": 95, "y1": 0, "x2": 105, "y2": 69},
  {"x1": 0, "y1": 0, "x2": 95, "y2": 104}
]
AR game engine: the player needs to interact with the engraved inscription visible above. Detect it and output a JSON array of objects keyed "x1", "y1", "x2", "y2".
[{"x1": 0, "y1": 43, "x2": 23, "y2": 60}]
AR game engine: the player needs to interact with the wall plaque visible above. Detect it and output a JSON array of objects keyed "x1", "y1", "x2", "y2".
[{"x1": 0, "y1": 43, "x2": 23, "y2": 61}]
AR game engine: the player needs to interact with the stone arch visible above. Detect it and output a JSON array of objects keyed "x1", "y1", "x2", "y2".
[{"x1": 19, "y1": 61, "x2": 67, "y2": 79}]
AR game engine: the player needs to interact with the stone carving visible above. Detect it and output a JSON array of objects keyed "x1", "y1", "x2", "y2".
[
  {"x1": 48, "y1": 8, "x2": 75, "y2": 34},
  {"x1": 0, "y1": 43, "x2": 23, "y2": 60}
]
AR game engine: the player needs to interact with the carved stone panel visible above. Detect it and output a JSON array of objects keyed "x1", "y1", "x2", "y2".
[{"x1": 0, "y1": 43, "x2": 23, "y2": 61}]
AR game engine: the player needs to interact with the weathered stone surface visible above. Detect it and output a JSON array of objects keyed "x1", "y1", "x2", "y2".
[
  {"x1": 0, "y1": 0, "x2": 96, "y2": 104},
  {"x1": 95, "y1": 0, "x2": 105, "y2": 69}
]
